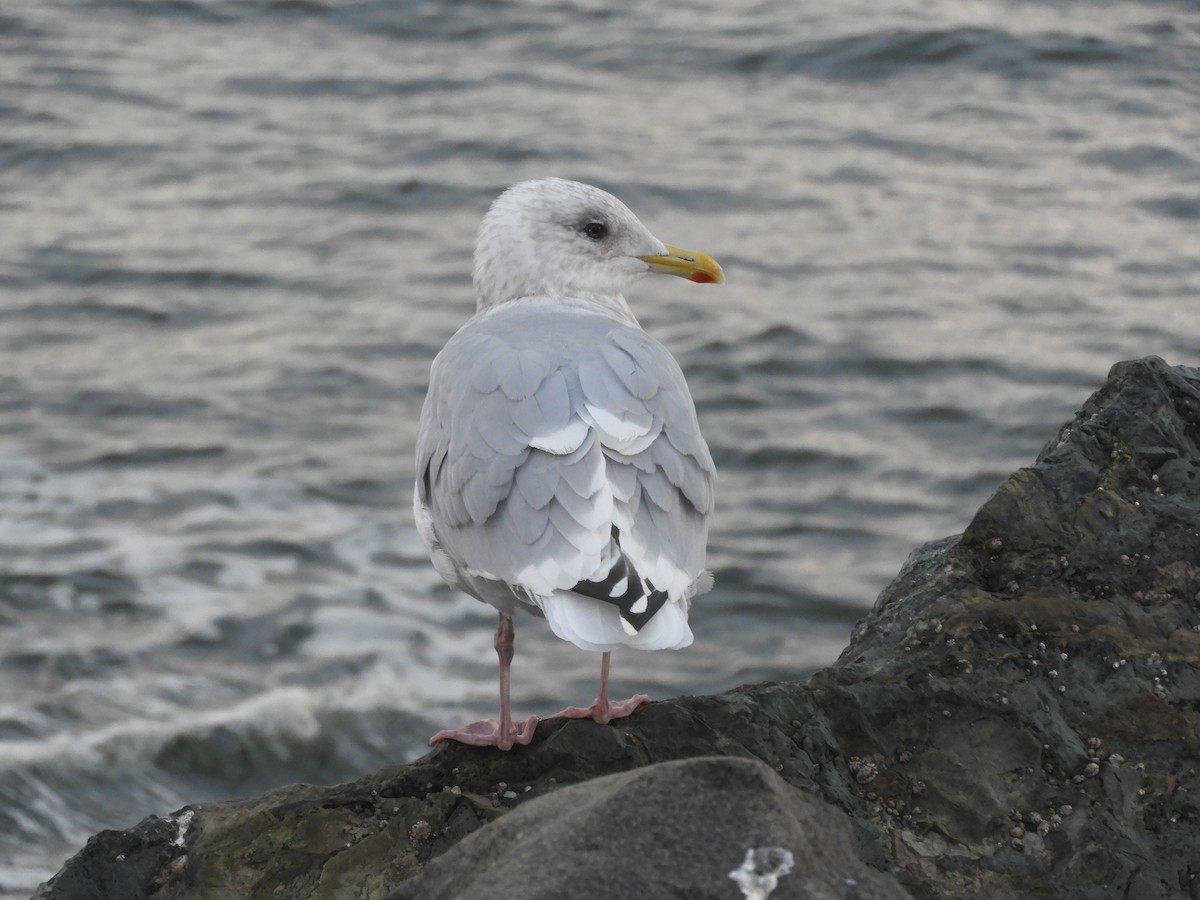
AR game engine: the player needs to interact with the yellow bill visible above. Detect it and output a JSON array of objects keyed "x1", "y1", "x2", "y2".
[{"x1": 638, "y1": 244, "x2": 725, "y2": 285}]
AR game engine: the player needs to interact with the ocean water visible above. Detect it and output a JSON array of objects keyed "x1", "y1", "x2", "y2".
[{"x1": 3, "y1": 0, "x2": 1199, "y2": 892}]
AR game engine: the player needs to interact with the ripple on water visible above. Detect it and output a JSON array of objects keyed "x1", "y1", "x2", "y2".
[
  {"x1": 63, "y1": 444, "x2": 228, "y2": 470},
  {"x1": 56, "y1": 390, "x2": 209, "y2": 419},
  {"x1": 1081, "y1": 144, "x2": 1195, "y2": 173},
  {"x1": 0, "y1": 569, "x2": 141, "y2": 612},
  {"x1": 725, "y1": 27, "x2": 1147, "y2": 80},
  {"x1": 1138, "y1": 195, "x2": 1200, "y2": 221},
  {"x1": 321, "y1": 178, "x2": 487, "y2": 212}
]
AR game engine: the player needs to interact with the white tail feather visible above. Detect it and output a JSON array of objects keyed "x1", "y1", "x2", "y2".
[
  {"x1": 541, "y1": 592, "x2": 693, "y2": 652},
  {"x1": 623, "y1": 601, "x2": 693, "y2": 650}
]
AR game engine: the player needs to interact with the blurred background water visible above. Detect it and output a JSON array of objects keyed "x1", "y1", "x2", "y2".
[{"x1": 2, "y1": 0, "x2": 1199, "y2": 892}]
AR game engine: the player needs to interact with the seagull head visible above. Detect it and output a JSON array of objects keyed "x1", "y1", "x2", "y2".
[{"x1": 472, "y1": 178, "x2": 723, "y2": 315}]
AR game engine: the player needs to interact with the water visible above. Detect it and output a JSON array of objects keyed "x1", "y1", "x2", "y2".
[{"x1": 2, "y1": 0, "x2": 1199, "y2": 892}]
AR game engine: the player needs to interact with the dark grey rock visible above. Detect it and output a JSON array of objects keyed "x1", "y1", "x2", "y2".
[
  {"x1": 34, "y1": 357, "x2": 1200, "y2": 900},
  {"x1": 387, "y1": 756, "x2": 911, "y2": 900}
]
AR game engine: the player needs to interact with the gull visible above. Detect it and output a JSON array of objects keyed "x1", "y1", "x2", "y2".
[{"x1": 415, "y1": 178, "x2": 721, "y2": 749}]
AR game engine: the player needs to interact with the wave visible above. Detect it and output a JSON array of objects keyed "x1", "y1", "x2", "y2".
[
  {"x1": 62, "y1": 444, "x2": 228, "y2": 470},
  {"x1": 726, "y1": 27, "x2": 1146, "y2": 81},
  {"x1": 98, "y1": 0, "x2": 520, "y2": 40},
  {"x1": 0, "y1": 675, "x2": 433, "y2": 871},
  {"x1": 1139, "y1": 195, "x2": 1200, "y2": 221}
]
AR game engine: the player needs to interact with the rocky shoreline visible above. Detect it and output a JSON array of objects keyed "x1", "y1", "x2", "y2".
[{"x1": 35, "y1": 357, "x2": 1200, "y2": 900}]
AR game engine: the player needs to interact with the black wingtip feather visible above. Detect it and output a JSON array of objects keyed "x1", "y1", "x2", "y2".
[{"x1": 569, "y1": 528, "x2": 667, "y2": 632}]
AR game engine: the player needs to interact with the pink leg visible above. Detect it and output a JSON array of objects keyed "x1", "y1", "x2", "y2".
[
  {"x1": 429, "y1": 613, "x2": 539, "y2": 750},
  {"x1": 549, "y1": 651, "x2": 650, "y2": 725}
]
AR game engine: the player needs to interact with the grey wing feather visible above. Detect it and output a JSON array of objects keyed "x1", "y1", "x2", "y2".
[{"x1": 415, "y1": 304, "x2": 714, "y2": 606}]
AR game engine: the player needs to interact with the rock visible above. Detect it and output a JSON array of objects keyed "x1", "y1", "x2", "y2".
[
  {"x1": 34, "y1": 357, "x2": 1200, "y2": 900},
  {"x1": 387, "y1": 756, "x2": 911, "y2": 900},
  {"x1": 837, "y1": 356, "x2": 1200, "y2": 897}
]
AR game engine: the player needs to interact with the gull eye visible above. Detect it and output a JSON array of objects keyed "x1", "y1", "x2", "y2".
[{"x1": 583, "y1": 221, "x2": 608, "y2": 240}]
